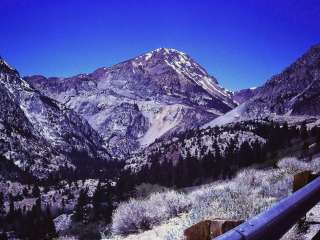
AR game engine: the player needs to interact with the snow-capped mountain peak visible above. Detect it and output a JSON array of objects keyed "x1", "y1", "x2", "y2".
[{"x1": 26, "y1": 49, "x2": 237, "y2": 158}]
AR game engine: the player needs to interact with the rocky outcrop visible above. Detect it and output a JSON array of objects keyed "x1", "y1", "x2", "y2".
[{"x1": 0, "y1": 58, "x2": 109, "y2": 178}]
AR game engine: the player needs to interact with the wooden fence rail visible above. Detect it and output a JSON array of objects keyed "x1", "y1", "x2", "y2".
[{"x1": 214, "y1": 175, "x2": 320, "y2": 240}]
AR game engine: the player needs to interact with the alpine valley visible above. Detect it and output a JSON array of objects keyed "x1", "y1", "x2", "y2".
[{"x1": 1, "y1": 45, "x2": 320, "y2": 240}]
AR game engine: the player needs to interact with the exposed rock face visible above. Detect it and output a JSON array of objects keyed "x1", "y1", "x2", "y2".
[
  {"x1": 26, "y1": 48, "x2": 237, "y2": 158},
  {"x1": 0, "y1": 58, "x2": 109, "y2": 178},
  {"x1": 232, "y1": 88, "x2": 256, "y2": 104},
  {"x1": 244, "y1": 44, "x2": 320, "y2": 118},
  {"x1": 205, "y1": 44, "x2": 320, "y2": 127}
]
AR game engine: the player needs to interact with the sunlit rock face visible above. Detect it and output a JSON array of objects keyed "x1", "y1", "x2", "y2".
[
  {"x1": 0, "y1": 58, "x2": 109, "y2": 178},
  {"x1": 244, "y1": 44, "x2": 320, "y2": 118},
  {"x1": 26, "y1": 48, "x2": 236, "y2": 158},
  {"x1": 205, "y1": 44, "x2": 320, "y2": 128}
]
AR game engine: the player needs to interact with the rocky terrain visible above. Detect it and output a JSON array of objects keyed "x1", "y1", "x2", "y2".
[
  {"x1": 26, "y1": 48, "x2": 237, "y2": 158},
  {"x1": 205, "y1": 44, "x2": 320, "y2": 127},
  {"x1": 0, "y1": 58, "x2": 109, "y2": 179},
  {"x1": 232, "y1": 87, "x2": 257, "y2": 104}
]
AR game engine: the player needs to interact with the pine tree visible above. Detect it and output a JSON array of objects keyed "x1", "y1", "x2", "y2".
[
  {"x1": 0, "y1": 193, "x2": 4, "y2": 217},
  {"x1": 102, "y1": 182, "x2": 115, "y2": 223},
  {"x1": 73, "y1": 189, "x2": 88, "y2": 222},
  {"x1": 92, "y1": 181, "x2": 103, "y2": 220},
  {"x1": 0, "y1": 231, "x2": 8, "y2": 240},
  {"x1": 300, "y1": 122, "x2": 308, "y2": 140},
  {"x1": 6, "y1": 194, "x2": 15, "y2": 223},
  {"x1": 61, "y1": 198, "x2": 66, "y2": 211},
  {"x1": 45, "y1": 206, "x2": 58, "y2": 239},
  {"x1": 239, "y1": 141, "x2": 253, "y2": 167},
  {"x1": 252, "y1": 140, "x2": 263, "y2": 163},
  {"x1": 214, "y1": 143, "x2": 223, "y2": 177},
  {"x1": 32, "y1": 184, "x2": 41, "y2": 198}
]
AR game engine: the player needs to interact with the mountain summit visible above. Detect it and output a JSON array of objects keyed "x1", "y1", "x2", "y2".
[{"x1": 26, "y1": 48, "x2": 237, "y2": 157}]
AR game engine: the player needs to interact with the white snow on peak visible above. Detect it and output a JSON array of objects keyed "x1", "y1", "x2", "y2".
[
  {"x1": 135, "y1": 48, "x2": 188, "y2": 61},
  {"x1": 154, "y1": 48, "x2": 185, "y2": 55},
  {"x1": 144, "y1": 52, "x2": 153, "y2": 61}
]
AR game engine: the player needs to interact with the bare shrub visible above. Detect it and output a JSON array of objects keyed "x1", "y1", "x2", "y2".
[
  {"x1": 113, "y1": 157, "x2": 315, "y2": 239},
  {"x1": 164, "y1": 167, "x2": 295, "y2": 240},
  {"x1": 111, "y1": 199, "x2": 153, "y2": 235},
  {"x1": 161, "y1": 191, "x2": 192, "y2": 216},
  {"x1": 277, "y1": 157, "x2": 311, "y2": 174},
  {"x1": 111, "y1": 191, "x2": 191, "y2": 235}
]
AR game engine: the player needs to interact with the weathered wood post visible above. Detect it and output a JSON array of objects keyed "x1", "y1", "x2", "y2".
[{"x1": 184, "y1": 219, "x2": 243, "y2": 240}]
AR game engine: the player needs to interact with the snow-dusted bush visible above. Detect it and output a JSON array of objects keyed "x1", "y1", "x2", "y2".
[
  {"x1": 310, "y1": 157, "x2": 320, "y2": 173},
  {"x1": 111, "y1": 199, "x2": 153, "y2": 235},
  {"x1": 160, "y1": 191, "x2": 191, "y2": 216},
  {"x1": 277, "y1": 157, "x2": 311, "y2": 174},
  {"x1": 111, "y1": 191, "x2": 191, "y2": 235},
  {"x1": 189, "y1": 186, "x2": 221, "y2": 207},
  {"x1": 113, "y1": 157, "x2": 320, "y2": 239},
  {"x1": 164, "y1": 168, "x2": 294, "y2": 240},
  {"x1": 259, "y1": 170, "x2": 293, "y2": 199}
]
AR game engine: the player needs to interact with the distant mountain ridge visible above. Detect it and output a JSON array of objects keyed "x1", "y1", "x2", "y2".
[
  {"x1": 205, "y1": 44, "x2": 320, "y2": 127},
  {"x1": 26, "y1": 48, "x2": 237, "y2": 158},
  {"x1": 232, "y1": 87, "x2": 257, "y2": 104}
]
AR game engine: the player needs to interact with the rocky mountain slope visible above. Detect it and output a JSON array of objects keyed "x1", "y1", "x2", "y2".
[
  {"x1": 0, "y1": 58, "x2": 109, "y2": 179},
  {"x1": 205, "y1": 44, "x2": 320, "y2": 127},
  {"x1": 232, "y1": 87, "x2": 256, "y2": 104},
  {"x1": 26, "y1": 48, "x2": 237, "y2": 158}
]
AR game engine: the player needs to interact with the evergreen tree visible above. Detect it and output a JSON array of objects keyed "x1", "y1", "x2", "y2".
[
  {"x1": 214, "y1": 143, "x2": 222, "y2": 177},
  {"x1": 6, "y1": 194, "x2": 15, "y2": 223},
  {"x1": 239, "y1": 141, "x2": 253, "y2": 167},
  {"x1": 61, "y1": 198, "x2": 66, "y2": 212},
  {"x1": 73, "y1": 189, "x2": 88, "y2": 222},
  {"x1": 32, "y1": 184, "x2": 41, "y2": 198},
  {"x1": 0, "y1": 193, "x2": 4, "y2": 217},
  {"x1": 45, "y1": 206, "x2": 58, "y2": 239},
  {"x1": 0, "y1": 231, "x2": 8, "y2": 240},
  {"x1": 300, "y1": 122, "x2": 308, "y2": 140},
  {"x1": 252, "y1": 140, "x2": 263, "y2": 163},
  {"x1": 102, "y1": 182, "x2": 115, "y2": 223},
  {"x1": 116, "y1": 170, "x2": 135, "y2": 200},
  {"x1": 202, "y1": 151, "x2": 213, "y2": 178},
  {"x1": 92, "y1": 181, "x2": 103, "y2": 220}
]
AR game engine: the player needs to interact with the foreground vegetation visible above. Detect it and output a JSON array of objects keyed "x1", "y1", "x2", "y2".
[{"x1": 109, "y1": 156, "x2": 320, "y2": 239}]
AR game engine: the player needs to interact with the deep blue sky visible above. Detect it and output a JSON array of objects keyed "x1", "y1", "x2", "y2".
[{"x1": 1, "y1": 0, "x2": 319, "y2": 90}]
